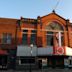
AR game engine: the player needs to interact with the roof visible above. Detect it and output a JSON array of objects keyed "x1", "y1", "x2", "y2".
[
  {"x1": 41, "y1": 11, "x2": 66, "y2": 21},
  {"x1": 20, "y1": 17, "x2": 38, "y2": 24}
]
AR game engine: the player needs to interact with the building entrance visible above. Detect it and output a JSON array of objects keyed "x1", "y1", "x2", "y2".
[
  {"x1": 47, "y1": 56, "x2": 64, "y2": 68},
  {"x1": 0, "y1": 55, "x2": 8, "y2": 69}
]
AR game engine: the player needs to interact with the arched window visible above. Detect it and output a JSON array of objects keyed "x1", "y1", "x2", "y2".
[
  {"x1": 45, "y1": 22, "x2": 64, "y2": 46},
  {"x1": 46, "y1": 22, "x2": 63, "y2": 30}
]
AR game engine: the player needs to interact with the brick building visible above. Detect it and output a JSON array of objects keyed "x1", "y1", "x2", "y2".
[{"x1": 0, "y1": 11, "x2": 72, "y2": 70}]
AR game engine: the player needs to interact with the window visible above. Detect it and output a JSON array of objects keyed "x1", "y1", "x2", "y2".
[
  {"x1": 7, "y1": 34, "x2": 12, "y2": 44},
  {"x1": 22, "y1": 30, "x2": 28, "y2": 45},
  {"x1": 45, "y1": 21, "x2": 64, "y2": 46},
  {"x1": 69, "y1": 60, "x2": 72, "y2": 65},
  {"x1": 46, "y1": 31, "x2": 53, "y2": 46},
  {"x1": 61, "y1": 32, "x2": 64, "y2": 46},
  {"x1": 55, "y1": 32, "x2": 64, "y2": 46},
  {"x1": 30, "y1": 30, "x2": 36, "y2": 45},
  {"x1": 19, "y1": 58, "x2": 35, "y2": 65},
  {"x1": 2, "y1": 33, "x2": 12, "y2": 44},
  {"x1": 46, "y1": 22, "x2": 63, "y2": 30},
  {"x1": 23, "y1": 30, "x2": 28, "y2": 33}
]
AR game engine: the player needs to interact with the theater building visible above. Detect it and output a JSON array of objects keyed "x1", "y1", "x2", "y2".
[{"x1": 0, "y1": 11, "x2": 72, "y2": 70}]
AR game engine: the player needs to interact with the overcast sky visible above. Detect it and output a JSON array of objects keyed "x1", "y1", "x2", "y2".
[{"x1": 0, "y1": 0, "x2": 72, "y2": 21}]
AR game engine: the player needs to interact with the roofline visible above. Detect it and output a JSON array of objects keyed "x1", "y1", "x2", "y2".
[
  {"x1": 20, "y1": 16, "x2": 37, "y2": 20},
  {"x1": 0, "y1": 17, "x2": 19, "y2": 20},
  {"x1": 41, "y1": 11, "x2": 66, "y2": 21}
]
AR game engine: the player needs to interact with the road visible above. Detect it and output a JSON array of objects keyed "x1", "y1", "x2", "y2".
[{"x1": 0, "y1": 68, "x2": 72, "y2": 72}]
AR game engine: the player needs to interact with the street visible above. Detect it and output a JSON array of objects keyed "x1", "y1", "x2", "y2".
[{"x1": 0, "y1": 68, "x2": 72, "y2": 72}]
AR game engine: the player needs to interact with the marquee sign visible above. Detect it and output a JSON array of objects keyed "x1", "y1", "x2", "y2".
[
  {"x1": 55, "y1": 47, "x2": 64, "y2": 55},
  {"x1": 65, "y1": 46, "x2": 72, "y2": 56}
]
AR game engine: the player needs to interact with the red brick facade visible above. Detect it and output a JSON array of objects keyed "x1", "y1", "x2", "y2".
[
  {"x1": 0, "y1": 12, "x2": 72, "y2": 49},
  {"x1": 0, "y1": 11, "x2": 72, "y2": 69},
  {"x1": 19, "y1": 12, "x2": 72, "y2": 48}
]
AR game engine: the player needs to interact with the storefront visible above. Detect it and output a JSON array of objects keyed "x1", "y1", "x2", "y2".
[
  {"x1": 64, "y1": 47, "x2": 72, "y2": 68},
  {"x1": 37, "y1": 46, "x2": 64, "y2": 68},
  {"x1": 0, "y1": 50, "x2": 8, "y2": 69},
  {"x1": 16, "y1": 45, "x2": 38, "y2": 70}
]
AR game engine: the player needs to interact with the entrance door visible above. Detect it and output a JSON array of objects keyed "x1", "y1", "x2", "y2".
[
  {"x1": 47, "y1": 56, "x2": 64, "y2": 68},
  {"x1": 0, "y1": 55, "x2": 8, "y2": 69},
  {"x1": 38, "y1": 60, "x2": 42, "y2": 69},
  {"x1": 54, "y1": 56, "x2": 64, "y2": 68}
]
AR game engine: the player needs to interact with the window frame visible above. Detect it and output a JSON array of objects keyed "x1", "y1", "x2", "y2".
[
  {"x1": 18, "y1": 57, "x2": 35, "y2": 65},
  {"x1": 22, "y1": 30, "x2": 28, "y2": 45},
  {"x1": 30, "y1": 30, "x2": 37, "y2": 45},
  {"x1": 45, "y1": 21, "x2": 64, "y2": 47},
  {"x1": 1, "y1": 33, "x2": 12, "y2": 44}
]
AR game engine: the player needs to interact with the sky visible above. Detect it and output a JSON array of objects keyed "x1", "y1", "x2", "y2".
[{"x1": 0, "y1": 0, "x2": 72, "y2": 22}]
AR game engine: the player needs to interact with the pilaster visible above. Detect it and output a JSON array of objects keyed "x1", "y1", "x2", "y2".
[{"x1": 37, "y1": 16, "x2": 42, "y2": 47}]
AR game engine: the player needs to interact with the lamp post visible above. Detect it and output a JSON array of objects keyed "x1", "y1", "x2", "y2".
[{"x1": 30, "y1": 44, "x2": 33, "y2": 72}]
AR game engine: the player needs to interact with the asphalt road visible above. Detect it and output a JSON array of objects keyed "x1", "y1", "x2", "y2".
[{"x1": 0, "y1": 68, "x2": 72, "y2": 72}]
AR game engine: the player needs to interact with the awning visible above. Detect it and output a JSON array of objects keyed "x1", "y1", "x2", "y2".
[
  {"x1": 0, "y1": 50, "x2": 8, "y2": 55},
  {"x1": 17, "y1": 45, "x2": 37, "y2": 56},
  {"x1": 38, "y1": 46, "x2": 53, "y2": 56}
]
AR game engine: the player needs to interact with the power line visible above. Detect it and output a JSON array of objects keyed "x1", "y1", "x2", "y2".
[{"x1": 53, "y1": 0, "x2": 61, "y2": 11}]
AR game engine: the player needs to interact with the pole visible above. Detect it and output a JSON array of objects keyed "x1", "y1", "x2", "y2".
[
  {"x1": 30, "y1": 44, "x2": 33, "y2": 72},
  {"x1": 30, "y1": 47, "x2": 32, "y2": 72}
]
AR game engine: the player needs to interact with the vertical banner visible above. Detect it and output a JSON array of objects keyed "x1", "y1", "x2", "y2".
[
  {"x1": 54, "y1": 32, "x2": 65, "y2": 55},
  {"x1": 55, "y1": 32, "x2": 61, "y2": 47},
  {"x1": 58, "y1": 32, "x2": 61, "y2": 47}
]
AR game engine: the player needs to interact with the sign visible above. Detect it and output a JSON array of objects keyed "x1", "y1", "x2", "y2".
[
  {"x1": 65, "y1": 46, "x2": 72, "y2": 56},
  {"x1": 42, "y1": 59, "x2": 47, "y2": 67},
  {"x1": 55, "y1": 47, "x2": 64, "y2": 55},
  {"x1": 58, "y1": 32, "x2": 61, "y2": 47},
  {"x1": 56, "y1": 32, "x2": 61, "y2": 47}
]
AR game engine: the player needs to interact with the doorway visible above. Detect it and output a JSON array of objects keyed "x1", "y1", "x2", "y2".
[{"x1": 0, "y1": 55, "x2": 8, "y2": 69}]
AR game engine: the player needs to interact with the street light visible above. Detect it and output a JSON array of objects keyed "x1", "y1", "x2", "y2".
[{"x1": 30, "y1": 44, "x2": 33, "y2": 72}]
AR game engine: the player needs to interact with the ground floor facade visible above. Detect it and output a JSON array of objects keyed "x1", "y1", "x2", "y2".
[
  {"x1": 15, "y1": 45, "x2": 72, "y2": 70},
  {"x1": 0, "y1": 53, "x2": 72, "y2": 70},
  {"x1": 0, "y1": 45, "x2": 72, "y2": 70},
  {"x1": 0, "y1": 49, "x2": 16, "y2": 70},
  {"x1": 15, "y1": 56, "x2": 72, "y2": 70}
]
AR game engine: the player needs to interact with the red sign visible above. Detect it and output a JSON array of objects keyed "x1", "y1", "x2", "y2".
[{"x1": 55, "y1": 47, "x2": 64, "y2": 55}]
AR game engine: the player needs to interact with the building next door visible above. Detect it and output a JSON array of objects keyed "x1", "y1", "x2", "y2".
[
  {"x1": 0, "y1": 55, "x2": 8, "y2": 69},
  {"x1": 0, "y1": 50, "x2": 8, "y2": 69}
]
